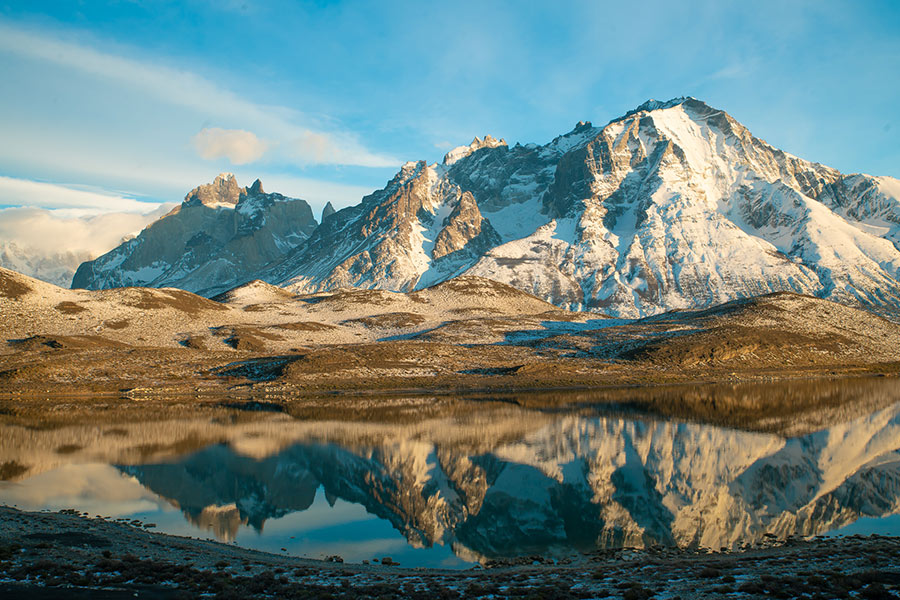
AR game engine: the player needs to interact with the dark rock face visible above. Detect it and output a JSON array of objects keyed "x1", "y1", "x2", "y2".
[
  {"x1": 321, "y1": 201, "x2": 336, "y2": 221},
  {"x1": 432, "y1": 192, "x2": 501, "y2": 260},
  {"x1": 261, "y1": 160, "x2": 507, "y2": 292},
  {"x1": 72, "y1": 175, "x2": 317, "y2": 296}
]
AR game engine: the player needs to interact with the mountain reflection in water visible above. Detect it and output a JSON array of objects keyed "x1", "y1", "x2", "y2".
[{"x1": 2, "y1": 378, "x2": 900, "y2": 566}]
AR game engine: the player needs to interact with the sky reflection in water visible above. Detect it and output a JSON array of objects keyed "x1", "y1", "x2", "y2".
[{"x1": 2, "y1": 381, "x2": 900, "y2": 568}]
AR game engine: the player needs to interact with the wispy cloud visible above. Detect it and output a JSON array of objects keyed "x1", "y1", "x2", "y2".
[
  {"x1": 708, "y1": 63, "x2": 752, "y2": 81},
  {"x1": 192, "y1": 128, "x2": 268, "y2": 165},
  {"x1": 0, "y1": 169, "x2": 372, "y2": 226},
  {"x1": 0, "y1": 176, "x2": 163, "y2": 214},
  {"x1": 0, "y1": 21, "x2": 397, "y2": 168}
]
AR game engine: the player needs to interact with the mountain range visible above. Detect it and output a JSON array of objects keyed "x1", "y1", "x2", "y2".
[
  {"x1": 71, "y1": 97, "x2": 900, "y2": 318},
  {"x1": 5, "y1": 262, "x2": 900, "y2": 397}
]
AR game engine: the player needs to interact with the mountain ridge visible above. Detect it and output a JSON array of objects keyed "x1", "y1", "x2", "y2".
[
  {"x1": 72, "y1": 174, "x2": 318, "y2": 296},
  {"x1": 72, "y1": 97, "x2": 900, "y2": 318}
]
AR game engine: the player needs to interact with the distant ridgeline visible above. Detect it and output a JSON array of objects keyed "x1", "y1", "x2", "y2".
[
  {"x1": 73, "y1": 98, "x2": 900, "y2": 318},
  {"x1": 72, "y1": 174, "x2": 318, "y2": 298}
]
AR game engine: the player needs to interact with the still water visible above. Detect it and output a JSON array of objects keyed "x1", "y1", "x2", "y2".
[{"x1": 2, "y1": 378, "x2": 900, "y2": 568}]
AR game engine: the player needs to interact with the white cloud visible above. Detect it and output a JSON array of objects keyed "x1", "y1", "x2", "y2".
[
  {"x1": 707, "y1": 61, "x2": 755, "y2": 82},
  {"x1": 0, "y1": 205, "x2": 168, "y2": 257},
  {"x1": 0, "y1": 463, "x2": 164, "y2": 515},
  {"x1": 0, "y1": 20, "x2": 398, "y2": 168},
  {"x1": 0, "y1": 203, "x2": 173, "y2": 286},
  {"x1": 0, "y1": 169, "x2": 373, "y2": 222},
  {"x1": 0, "y1": 176, "x2": 164, "y2": 214},
  {"x1": 192, "y1": 128, "x2": 268, "y2": 165},
  {"x1": 0, "y1": 175, "x2": 174, "y2": 286}
]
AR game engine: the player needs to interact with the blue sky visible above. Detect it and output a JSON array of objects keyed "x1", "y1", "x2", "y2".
[{"x1": 0, "y1": 0, "x2": 898, "y2": 217}]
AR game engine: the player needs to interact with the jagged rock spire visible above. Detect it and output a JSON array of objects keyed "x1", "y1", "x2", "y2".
[
  {"x1": 321, "y1": 201, "x2": 336, "y2": 221},
  {"x1": 183, "y1": 173, "x2": 242, "y2": 207},
  {"x1": 247, "y1": 179, "x2": 265, "y2": 195}
]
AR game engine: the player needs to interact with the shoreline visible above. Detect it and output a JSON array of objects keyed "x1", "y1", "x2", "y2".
[
  {"x1": 1, "y1": 351, "x2": 897, "y2": 400},
  {"x1": 2, "y1": 368, "x2": 900, "y2": 440},
  {"x1": 2, "y1": 506, "x2": 899, "y2": 599}
]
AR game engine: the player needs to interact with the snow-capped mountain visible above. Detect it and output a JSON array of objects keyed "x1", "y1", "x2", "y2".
[
  {"x1": 262, "y1": 98, "x2": 900, "y2": 317},
  {"x1": 72, "y1": 174, "x2": 318, "y2": 296},
  {"x1": 74, "y1": 99, "x2": 900, "y2": 317},
  {"x1": 0, "y1": 241, "x2": 92, "y2": 288}
]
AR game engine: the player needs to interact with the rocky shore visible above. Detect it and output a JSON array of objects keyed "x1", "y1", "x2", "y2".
[{"x1": 1, "y1": 507, "x2": 899, "y2": 599}]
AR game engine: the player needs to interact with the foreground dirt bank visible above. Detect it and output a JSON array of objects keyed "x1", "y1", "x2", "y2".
[{"x1": 1, "y1": 507, "x2": 899, "y2": 599}]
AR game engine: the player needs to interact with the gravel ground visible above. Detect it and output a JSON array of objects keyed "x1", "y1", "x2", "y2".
[{"x1": 2, "y1": 506, "x2": 900, "y2": 599}]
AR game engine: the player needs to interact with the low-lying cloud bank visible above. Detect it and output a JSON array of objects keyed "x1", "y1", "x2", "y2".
[{"x1": 0, "y1": 205, "x2": 172, "y2": 287}]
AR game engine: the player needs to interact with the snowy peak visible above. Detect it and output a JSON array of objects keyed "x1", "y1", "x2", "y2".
[
  {"x1": 443, "y1": 134, "x2": 508, "y2": 165},
  {"x1": 1, "y1": 242, "x2": 92, "y2": 289},
  {"x1": 274, "y1": 96, "x2": 900, "y2": 317},
  {"x1": 71, "y1": 98, "x2": 900, "y2": 318},
  {"x1": 623, "y1": 96, "x2": 695, "y2": 118}
]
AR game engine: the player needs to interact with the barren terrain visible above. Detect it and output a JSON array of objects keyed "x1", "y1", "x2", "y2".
[{"x1": 2, "y1": 267, "x2": 900, "y2": 399}]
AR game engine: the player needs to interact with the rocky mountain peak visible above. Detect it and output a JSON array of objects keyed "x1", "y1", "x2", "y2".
[
  {"x1": 184, "y1": 173, "x2": 242, "y2": 208},
  {"x1": 572, "y1": 120, "x2": 593, "y2": 133},
  {"x1": 247, "y1": 179, "x2": 265, "y2": 195},
  {"x1": 321, "y1": 201, "x2": 336, "y2": 221},
  {"x1": 395, "y1": 160, "x2": 425, "y2": 181},
  {"x1": 72, "y1": 175, "x2": 318, "y2": 296},
  {"x1": 443, "y1": 134, "x2": 508, "y2": 166}
]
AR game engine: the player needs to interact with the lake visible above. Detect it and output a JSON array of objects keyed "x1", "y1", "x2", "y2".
[{"x1": 2, "y1": 377, "x2": 900, "y2": 568}]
